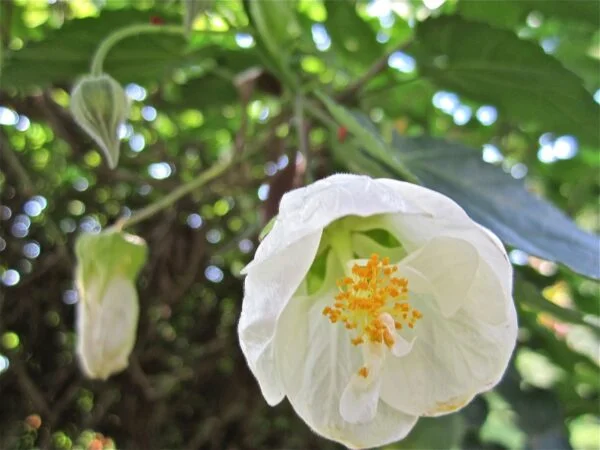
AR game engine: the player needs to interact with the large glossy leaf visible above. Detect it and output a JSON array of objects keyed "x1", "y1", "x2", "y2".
[
  {"x1": 2, "y1": 10, "x2": 203, "y2": 88},
  {"x1": 326, "y1": 97, "x2": 600, "y2": 279},
  {"x1": 363, "y1": 79, "x2": 436, "y2": 122},
  {"x1": 324, "y1": 0, "x2": 382, "y2": 68},
  {"x1": 458, "y1": 0, "x2": 600, "y2": 29},
  {"x1": 388, "y1": 134, "x2": 600, "y2": 279},
  {"x1": 320, "y1": 95, "x2": 599, "y2": 279},
  {"x1": 412, "y1": 16, "x2": 600, "y2": 146}
]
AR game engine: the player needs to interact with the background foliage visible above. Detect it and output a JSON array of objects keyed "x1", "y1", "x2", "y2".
[{"x1": 0, "y1": 0, "x2": 599, "y2": 449}]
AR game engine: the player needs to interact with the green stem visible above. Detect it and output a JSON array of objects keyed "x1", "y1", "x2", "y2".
[
  {"x1": 90, "y1": 24, "x2": 185, "y2": 76},
  {"x1": 304, "y1": 101, "x2": 338, "y2": 130},
  {"x1": 294, "y1": 93, "x2": 312, "y2": 183},
  {"x1": 117, "y1": 156, "x2": 233, "y2": 230},
  {"x1": 115, "y1": 109, "x2": 291, "y2": 230}
]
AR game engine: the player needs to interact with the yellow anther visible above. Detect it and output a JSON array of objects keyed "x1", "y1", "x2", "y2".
[
  {"x1": 358, "y1": 366, "x2": 369, "y2": 378},
  {"x1": 323, "y1": 253, "x2": 423, "y2": 349},
  {"x1": 351, "y1": 336, "x2": 364, "y2": 345}
]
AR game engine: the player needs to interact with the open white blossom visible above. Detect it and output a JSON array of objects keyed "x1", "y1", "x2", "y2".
[
  {"x1": 75, "y1": 230, "x2": 147, "y2": 380},
  {"x1": 238, "y1": 174, "x2": 517, "y2": 449}
]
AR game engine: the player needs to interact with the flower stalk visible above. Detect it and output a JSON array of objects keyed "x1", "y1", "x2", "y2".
[{"x1": 90, "y1": 24, "x2": 185, "y2": 76}]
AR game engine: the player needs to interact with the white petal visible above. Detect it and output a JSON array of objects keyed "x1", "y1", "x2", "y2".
[
  {"x1": 77, "y1": 277, "x2": 139, "y2": 380},
  {"x1": 244, "y1": 174, "x2": 427, "y2": 273},
  {"x1": 390, "y1": 333, "x2": 415, "y2": 358},
  {"x1": 380, "y1": 288, "x2": 516, "y2": 416},
  {"x1": 238, "y1": 231, "x2": 322, "y2": 405},
  {"x1": 385, "y1": 214, "x2": 512, "y2": 304},
  {"x1": 398, "y1": 236, "x2": 479, "y2": 318},
  {"x1": 339, "y1": 372, "x2": 381, "y2": 424},
  {"x1": 274, "y1": 290, "x2": 418, "y2": 449},
  {"x1": 377, "y1": 178, "x2": 469, "y2": 221},
  {"x1": 463, "y1": 255, "x2": 514, "y2": 325}
]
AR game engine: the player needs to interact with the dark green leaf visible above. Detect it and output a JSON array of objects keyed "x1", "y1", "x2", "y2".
[
  {"x1": 498, "y1": 367, "x2": 573, "y2": 450},
  {"x1": 317, "y1": 91, "x2": 389, "y2": 160},
  {"x1": 2, "y1": 10, "x2": 202, "y2": 88},
  {"x1": 459, "y1": 0, "x2": 600, "y2": 29},
  {"x1": 458, "y1": 0, "x2": 529, "y2": 29},
  {"x1": 392, "y1": 413, "x2": 466, "y2": 449},
  {"x1": 363, "y1": 79, "x2": 436, "y2": 122},
  {"x1": 325, "y1": 0, "x2": 382, "y2": 68},
  {"x1": 386, "y1": 133, "x2": 600, "y2": 279},
  {"x1": 413, "y1": 16, "x2": 600, "y2": 146}
]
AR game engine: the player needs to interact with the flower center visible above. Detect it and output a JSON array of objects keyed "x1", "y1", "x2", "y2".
[{"x1": 322, "y1": 253, "x2": 423, "y2": 376}]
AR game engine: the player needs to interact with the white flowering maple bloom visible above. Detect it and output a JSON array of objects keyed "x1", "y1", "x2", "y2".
[
  {"x1": 238, "y1": 174, "x2": 517, "y2": 449},
  {"x1": 75, "y1": 230, "x2": 148, "y2": 380}
]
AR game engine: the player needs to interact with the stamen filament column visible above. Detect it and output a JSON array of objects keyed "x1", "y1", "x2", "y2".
[{"x1": 322, "y1": 253, "x2": 423, "y2": 377}]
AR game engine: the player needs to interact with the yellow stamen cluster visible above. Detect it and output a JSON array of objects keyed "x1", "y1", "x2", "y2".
[{"x1": 322, "y1": 254, "x2": 423, "y2": 353}]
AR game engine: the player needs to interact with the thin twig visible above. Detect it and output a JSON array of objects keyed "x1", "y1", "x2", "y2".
[
  {"x1": 0, "y1": 131, "x2": 72, "y2": 264},
  {"x1": 0, "y1": 131, "x2": 35, "y2": 196},
  {"x1": 128, "y1": 354, "x2": 158, "y2": 401},
  {"x1": 294, "y1": 93, "x2": 312, "y2": 183},
  {"x1": 10, "y1": 356, "x2": 51, "y2": 417},
  {"x1": 116, "y1": 112, "x2": 291, "y2": 231},
  {"x1": 115, "y1": 158, "x2": 233, "y2": 230},
  {"x1": 336, "y1": 40, "x2": 413, "y2": 103}
]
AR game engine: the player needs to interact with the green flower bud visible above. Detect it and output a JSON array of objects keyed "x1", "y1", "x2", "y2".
[
  {"x1": 70, "y1": 74, "x2": 129, "y2": 169},
  {"x1": 74, "y1": 230, "x2": 148, "y2": 380}
]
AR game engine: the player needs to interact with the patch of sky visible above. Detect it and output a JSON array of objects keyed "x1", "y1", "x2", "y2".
[
  {"x1": 235, "y1": 33, "x2": 254, "y2": 48},
  {"x1": 388, "y1": 51, "x2": 416, "y2": 73},
  {"x1": 129, "y1": 134, "x2": 146, "y2": 152},
  {"x1": 476, "y1": 106, "x2": 498, "y2": 126},
  {"x1": 311, "y1": 24, "x2": 331, "y2": 52},
  {"x1": 125, "y1": 83, "x2": 147, "y2": 101},
  {"x1": 141, "y1": 106, "x2": 157, "y2": 122},
  {"x1": 258, "y1": 184, "x2": 269, "y2": 201},
  {"x1": 0, "y1": 107, "x2": 18, "y2": 126},
  {"x1": 453, "y1": 105, "x2": 472, "y2": 125},
  {"x1": 432, "y1": 91, "x2": 460, "y2": 114},
  {"x1": 148, "y1": 162, "x2": 171, "y2": 180},
  {"x1": 482, "y1": 144, "x2": 504, "y2": 164}
]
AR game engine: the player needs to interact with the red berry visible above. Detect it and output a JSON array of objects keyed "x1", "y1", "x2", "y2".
[
  {"x1": 337, "y1": 126, "x2": 348, "y2": 143},
  {"x1": 150, "y1": 15, "x2": 165, "y2": 25}
]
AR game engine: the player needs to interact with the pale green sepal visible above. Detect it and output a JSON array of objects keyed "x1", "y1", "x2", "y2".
[
  {"x1": 75, "y1": 230, "x2": 148, "y2": 292},
  {"x1": 70, "y1": 74, "x2": 130, "y2": 169},
  {"x1": 259, "y1": 216, "x2": 277, "y2": 242},
  {"x1": 74, "y1": 230, "x2": 147, "y2": 380}
]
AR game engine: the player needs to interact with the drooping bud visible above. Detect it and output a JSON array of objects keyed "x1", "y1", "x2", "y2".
[
  {"x1": 70, "y1": 74, "x2": 129, "y2": 169},
  {"x1": 74, "y1": 230, "x2": 148, "y2": 380},
  {"x1": 183, "y1": 0, "x2": 213, "y2": 35}
]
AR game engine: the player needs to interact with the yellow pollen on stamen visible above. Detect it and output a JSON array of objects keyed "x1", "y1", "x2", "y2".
[
  {"x1": 358, "y1": 366, "x2": 369, "y2": 378},
  {"x1": 322, "y1": 253, "x2": 423, "y2": 355}
]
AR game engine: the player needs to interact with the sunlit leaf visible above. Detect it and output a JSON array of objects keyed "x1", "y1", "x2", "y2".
[{"x1": 413, "y1": 16, "x2": 600, "y2": 146}]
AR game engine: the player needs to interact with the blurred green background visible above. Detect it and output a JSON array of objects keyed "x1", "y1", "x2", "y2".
[{"x1": 0, "y1": 0, "x2": 598, "y2": 449}]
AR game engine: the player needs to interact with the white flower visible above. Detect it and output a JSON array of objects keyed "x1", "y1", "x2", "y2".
[
  {"x1": 238, "y1": 174, "x2": 517, "y2": 449},
  {"x1": 75, "y1": 230, "x2": 147, "y2": 380}
]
